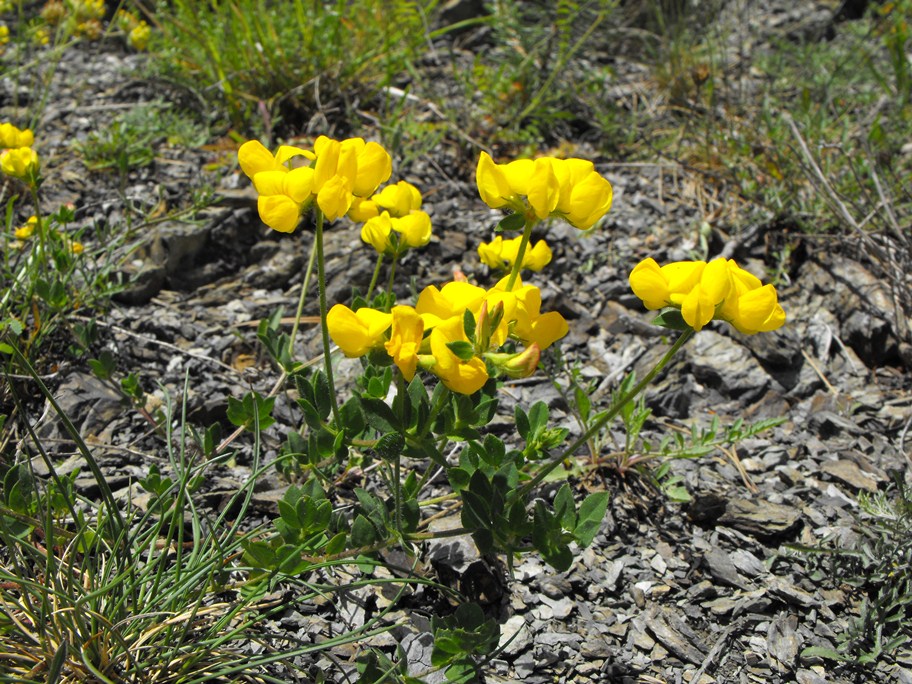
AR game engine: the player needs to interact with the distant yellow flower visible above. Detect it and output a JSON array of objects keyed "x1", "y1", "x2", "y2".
[
  {"x1": 69, "y1": 240, "x2": 84, "y2": 255},
  {"x1": 0, "y1": 24, "x2": 9, "y2": 49},
  {"x1": 14, "y1": 216, "x2": 37, "y2": 240},
  {"x1": 1, "y1": 146, "x2": 39, "y2": 182},
  {"x1": 629, "y1": 257, "x2": 785, "y2": 334},
  {"x1": 326, "y1": 304, "x2": 392, "y2": 358},
  {"x1": 129, "y1": 22, "x2": 151, "y2": 51},
  {"x1": 0, "y1": 123, "x2": 35, "y2": 149},
  {"x1": 478, "y1": 235, "x2": 552, "y2": 272}
]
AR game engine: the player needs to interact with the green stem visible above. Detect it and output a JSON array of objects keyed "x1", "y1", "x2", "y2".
[
  {"x1": 505, "y1": 217, "x2": 536, "y2": 291},
  {"x1": 384, "y1": 250, "x2": 400, "y2": 309},
  {"x1": 314, "y1": 209, "x2": 341, "y2": 426},
  {"x1": 288, "y1": 232, "x2": 318, "y2": 356},
  {"x1": 28, "y1": 184, "x2": 46, "y2": 276},
  {"x1": 517, "y1": 328, "x2": 695, "y2": 498},
  {"x1": 364, "y1": 252, "x2": 384, "y2": 302}
]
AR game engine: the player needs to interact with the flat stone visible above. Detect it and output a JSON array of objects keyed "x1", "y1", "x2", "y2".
[{"x1": 820, "y1": 459, "x2": 881, "y2": 493}]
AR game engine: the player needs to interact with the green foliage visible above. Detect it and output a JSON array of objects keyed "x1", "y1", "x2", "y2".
[
  {"x1": 431, "y1": 603, "x2": 500, "y2": 681},
  {"x1": 145, "y1": 0, "x2": 437, "y2": 130},
  {"x1": 794, "y1": 474, "x2": 912, "y2": 666}
]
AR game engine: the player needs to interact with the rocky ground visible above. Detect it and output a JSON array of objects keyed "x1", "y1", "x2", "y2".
[{"x1": 4, "y1": 2, "x2": 912, "y2": 683}]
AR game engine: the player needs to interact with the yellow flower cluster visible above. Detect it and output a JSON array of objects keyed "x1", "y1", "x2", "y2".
[
  {"x1": 116, "y1": 9, "x2": 150, "y2": 51},
  {"x1": 353, "y1": 180, "x2": 432, "y2": 255},
  {"x1": 476, "y1": 151, "x2": 613, "y2": 230},
  {"x1": 0, "y1": 24, "x2": 8, "y2": 53},
  {"x1": 629, "y1": 257, "x2": 786, "y2": 334},
  {"x1": 478, "y1": 235, "x2": 552, "y2": 272},
  {"x1": 328, "y1": 277, "x2": 568, "y2": 395},
  {"x1": 238, "y1": 136, "x2": 392, "y2": 232},
  {"x1": 0, "y1": 122, "x2": 39, "y2": 184}
]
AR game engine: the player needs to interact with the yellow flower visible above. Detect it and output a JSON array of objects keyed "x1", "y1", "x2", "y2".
[
  {"x1": 428, "y1": 315, "x2": 488, "y2": 395},
  {"x1": 361, "y1": 212, "x2": 395, "y2": 254},
  {"x1": 476, "y1": 152, "x2": 612, "y2": 229},
  {"x1": 326, "y1": 304, "x2": 392, "y2": 357},
  {"x1": 348, "y1": 197, "x2": 380, "y2": 222},
  {"x1": 238, "y1": 140, "x2": 315, "y2": 232},
  {"x1": 312, "y1": 136, "x2": 392, "y2": 220},
  {"x1": 0, "y1": 123, "x2": 35, "y2": 149},
  {"x1": 372, "y1": 180, "x2": 423, "y2": 217},
  {"x1": 385, "y1": 305, "x2": 424, "y2": 381},
  {"x1": 478, "y1": 235, "x2": 552, "y2": 272},
  {"x1": 415, "y1": 281, "x2": 486, "y2": 329},
  {"x1": 476, "y1": 152, "x2": 560, "y2": 219},
  {"x1": 1, "y1": 146, "x2": 39, "y2": 182},
  {"x1": 489, "y1": 276, "x2": 569, "y2": 350},
  {"x1": 69, "y1": 240, "x2": 84, "y2": 255},
  {"x1": 14, "y1": 216, "x2": 37, "y2": 240},
  {"x1": 129, "y1": 22, "x2": 151, "y2": 51},
  {"x1": 629, "y1": 257, "x2": 785, "y2": 334},
  {"x1": 718, "y1": 261, "x2": 786, "y2": 334},
  {"x1": 550, "y1": 158, "x2": 613, "y2": 230},
  {"x1": 0, "y1": 24, "x2": 9, "y2": 48}
]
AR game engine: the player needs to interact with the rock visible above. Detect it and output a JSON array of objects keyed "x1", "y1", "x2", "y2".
[
  {"x1": 689, "y1": 330, "x2": 771, "y2": 402},
  {"x1": 820, "y1": 458, "x2": 881, "y2": 493},
  {"x1": 644, "y1": 605, "x2": 708, "y2": 665},
  {"x1": 718, "y1": 497, "x2": 803, "y2": 542},
  {"x1": 767, "y1": 612, "x2": 801, "y2": 673}
]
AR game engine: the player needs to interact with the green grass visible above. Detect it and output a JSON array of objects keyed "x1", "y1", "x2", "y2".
[{"x1": 139, "y1": 0, "x2": 438, "y2": 136}]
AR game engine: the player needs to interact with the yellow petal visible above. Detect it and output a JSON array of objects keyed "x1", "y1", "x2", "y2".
[
  {"x1": 524, "y1": 239, "x2": 552, "y2": 271},
  {"x1": 353, "y1": 141, "x2": 392, "y2": 197},
  {"x1": 701, "y1": 258, "x2": 732, "y2": 304},
  {"x1": 478, "y1": 236, "x2": 505, "y2": 269},
  {"x1": 317, "y1": 174, "x2": 353, "y2": 221},
  {"x1": 502, "y1": 158, "x2": 535, "y2": 197},
  {"x1": 661, "y1": 261, "x2": 705, "y2": 295},
  {"x1": 629, "y1": 258, "x2": 670, "y2": 310},
  {"x1": 252, "y1": 170, "x2": 287, "y2": 196},
  {"x1": 392, "y1": 211, "x2": 432, "y2": 248},
  {"x1": 257, "y1": 195, "x2": 301, "y2": 233},
  {"x1": 385, "y1": 305, "x2": 424, "y2": 381},
  {"x1": 361, "y1": 213, "x2": 394, "y2": 254},
  {"x1": 282, "y1": 167, "x2": 315, "y2": 202},
  {"x1": 476, "y1": 151, "x2": 512, "y2": 209},
  {"x1": 526, "y1": 158, "x2": 560, "y2": 220},
  {"x1": 680, "y1": 284, "x2": 715, "y2": 331},
  {"x1": 527, "y1": 311, "x2": 568, "y2": 349},
  {"x1": 238, "y1": 140, "x2": 280, "y2": 180}
]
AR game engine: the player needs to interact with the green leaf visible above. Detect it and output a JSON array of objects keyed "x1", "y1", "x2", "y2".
[
  {"x1": 339, "y1": 396, "x2": 366, "y2": 436},
  {"x1": 800, "y1": 646, "x2": 851, "y2": 662},
  {"x1": 651, "y1": 308, "x2": 691, "y2": 331},
  {"x1": 574, "y1": 491, "x2": 609, "y2": 547},
  {"x1": 446, "y1": 340, "x2": 476, "y2": 361},
  {"x1": 496, "y1": 212, "x2": 526, "y2": 233},
  {"x1": 553, "y1": 484, "x2": 576, "y2": 530},
  {"x1": 514, "y1": 405, "x2": 530, "y2": 439},
  {"x1": 462, "y1": 307, "x2": 476, "y2": 342},
  {"x1": 350, "y1": 514, "x2": 377, "y2": 547}
]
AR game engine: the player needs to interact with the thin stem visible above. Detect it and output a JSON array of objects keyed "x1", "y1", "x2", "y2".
[
  {"x1": 365, "y1": 252, "x2": 384, "y2": 302},
  {"x1": 314, "y1": 209, "x2": 341, "y2": 426},
  {"x1": 288, "y1": 232, "x2": 318, "y2": 356},
  {"x1": 505, "y1": 217, "x2": 536, "y2": 291},
  {"x1": 517, "y1": 329, "x2": 694, "y2": 498},
  {"x1": 384, "y1": 250, "x2": 400, "y2": 309}
]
